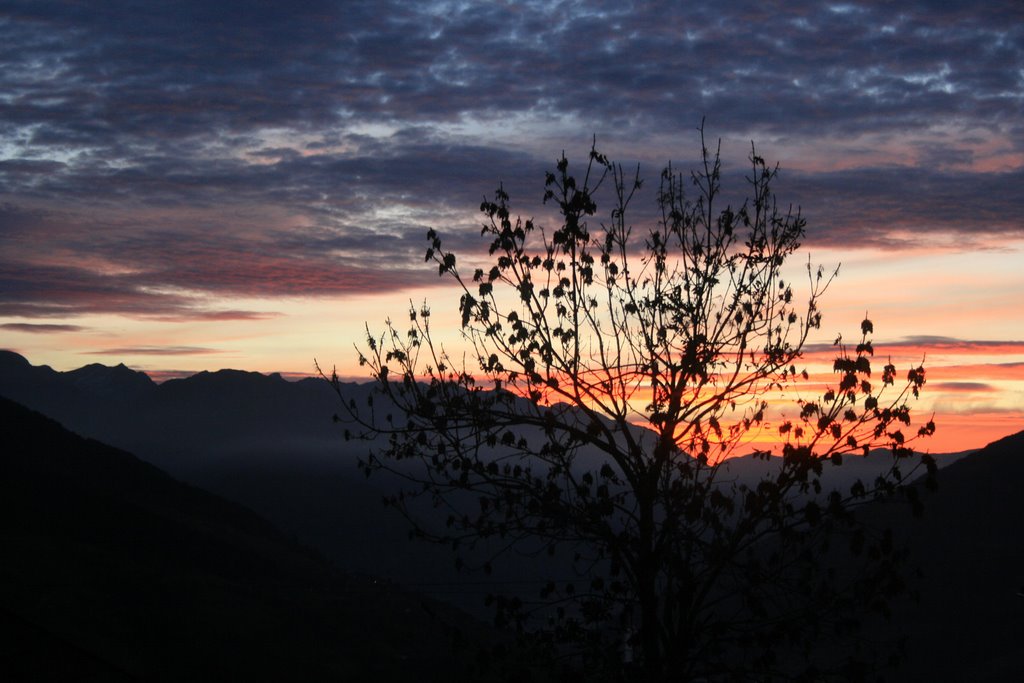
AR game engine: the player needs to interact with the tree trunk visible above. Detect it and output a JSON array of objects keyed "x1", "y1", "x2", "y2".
[{"x1": 636, "y1": 478, "x2": 665, "y2": 682}]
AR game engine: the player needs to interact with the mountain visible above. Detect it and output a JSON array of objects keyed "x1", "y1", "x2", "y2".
[
  {"x1": 0, "y1": 352, "x2": 979, "y2": 599},
  {"x1": 0, "y1": 352, "x2": 563, "y2": 612},
  {"x1": 0, "y1": 350, "x2": 1014, "y2": 645},
  {"x1": 0, "y1": 350, "x2": 347, "y2": 473},
  {"x1": 718, "y1": 445, "x2": 968, "y2": 498},
  {"x1": 875, "y1": 430, "x2": 1024, "y2": 682},
  {"x1": 0, "y1": 397, "x2": 498, "y2": 682},
  {"x1": 65, "y1": 361, "x2": 157, "y2": 398}
]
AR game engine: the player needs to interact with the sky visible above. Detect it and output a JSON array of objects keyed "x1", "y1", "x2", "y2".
[{"x1": 1, "y1": 0, "x2": 1022, "y2": 452}]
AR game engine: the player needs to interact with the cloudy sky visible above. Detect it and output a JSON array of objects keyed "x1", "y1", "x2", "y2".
[{"x1": 1, "y1": 0, "x2": 1022, "y2": 450}]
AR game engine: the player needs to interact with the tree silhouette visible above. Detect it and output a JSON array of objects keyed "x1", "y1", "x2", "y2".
[{"x1": 330, "y1": 126, "x2": 935, "y2": 682}]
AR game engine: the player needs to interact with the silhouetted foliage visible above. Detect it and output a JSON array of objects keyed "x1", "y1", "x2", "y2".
[{"x1": 330, "y1": 125, "x2": 936, "y2": 682}]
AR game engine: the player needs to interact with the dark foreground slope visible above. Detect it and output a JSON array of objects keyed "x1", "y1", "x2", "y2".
[
  {"x1": 0, "y1": 397, "x2": 494, "y2": 682},
  {"x1": 3, "y1": 349, "x2": 1020, "y2": 677},
  {"x1": 0, "y1": 351, "x2": 581, "y2": 610},
  {"x1": 880, "y1": 430, "x2": 1024, "y2": 682}
]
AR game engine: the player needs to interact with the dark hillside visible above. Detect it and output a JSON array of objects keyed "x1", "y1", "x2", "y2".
[
  {"x1": 0, "y1": 351, "x2": 348, "y2": 475},
  {"x1": 878, "y1": 430, "x2": 1024, "y2": 682},
  {"x1": 0, "y1": 352, "x2": 565, "y2": 607},
  {"x1": 0, "y1": 396, "x2": 495, "y2": 682},
  {"x1": 3, "y1": 349, "x2": 1019, "y2": 663}
]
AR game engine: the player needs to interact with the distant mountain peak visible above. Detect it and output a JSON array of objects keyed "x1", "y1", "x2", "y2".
[
  {"x1": 0, "y1": 349, "x2": 58, "y2": 384},
  {"x1": 0, "y1": 349, "x2": 31, "y2": 368},
  {"x1": 173, "y1": 367, "x2": 289, "y2": 388},
  {"x1": 65, "y1": 360, "x2": 156, "y2": 397}
]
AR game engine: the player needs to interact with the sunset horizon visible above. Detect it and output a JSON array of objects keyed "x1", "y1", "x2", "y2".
[
  {"x1": 3, "y1": 2, "x2": 1021, "y2": 462},
  {"x1": 1, "y1": 5, "x2": 1022, "y2": 491}
]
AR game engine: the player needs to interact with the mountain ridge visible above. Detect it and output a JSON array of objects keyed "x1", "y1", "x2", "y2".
[
  {"x1": 0, "y1": 395, "x2": 498, "y2": 682},
  {"x1": 1, "y1": 351, "x2": 1022, "y2": 680}
]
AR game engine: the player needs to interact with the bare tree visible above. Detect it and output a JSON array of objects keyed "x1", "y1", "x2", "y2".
[{"x1": 329, "y1": 126, "x2": 935, "y2": 682}]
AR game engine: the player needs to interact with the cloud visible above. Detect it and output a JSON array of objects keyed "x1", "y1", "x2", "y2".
[
  {"x1": 8, "y1": 0, "x2": 1024, "y2": 140},
  {"x1": 0, "y1": 216, "x2": 445, "y2": 318},
  {"x1": 805, "y1": 337, "x2": 1024, "y2": 356},
  {"x1": 928, "y1": 362, "x2": 1024, "y2": 382},
  {"x1": 0, "y1": 0, "x2": 1021, "y2": 318},
  {"x1": 895, "y1": 337, "x2": 1024, "y2": 353},
  {"x1": 4, "y1": 1, "x2": 1020, "y2": 156},
  {"x1": 0, "y1": 322, "x2": 84, "y2": 333},
  {"x1": 155, "y1": 310, "x2": 278, "y2": 322},
  {"x1": 789, "y1": 167, "x2": 1024, "y2": 247},
  {"x1": 84, "y1": 346, "x2": 223, "y2": 356},
  {"x1": 932, "y1": 381, "x2": 997, "y2": 392}
]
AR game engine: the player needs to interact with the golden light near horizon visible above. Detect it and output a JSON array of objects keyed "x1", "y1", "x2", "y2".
[{"x1": 3, "y1": 235, "x2": 1022, "y2": 455}]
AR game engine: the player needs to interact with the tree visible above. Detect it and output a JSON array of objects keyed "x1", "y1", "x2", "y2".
[{"x1": 330, "y1": 126, "x2": 935, "y2": 682}]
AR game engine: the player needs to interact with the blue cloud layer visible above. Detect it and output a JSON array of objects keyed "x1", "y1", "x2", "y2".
[{"x1": 1, "y1": 0, "x2": 1021, "y2": 318}]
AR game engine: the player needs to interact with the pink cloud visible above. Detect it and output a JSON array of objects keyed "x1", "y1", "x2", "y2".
[
  {"x1": 85, "y1": 346, "x2": 224, "y2": 356},
  {"x1": 0, "y1": 322, "x2": 85, "y2": 333}
]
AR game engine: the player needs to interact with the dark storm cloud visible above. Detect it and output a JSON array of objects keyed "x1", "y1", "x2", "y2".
[{"x1": 0, "y1": 0, "x2": 1021, "y2": 318}]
